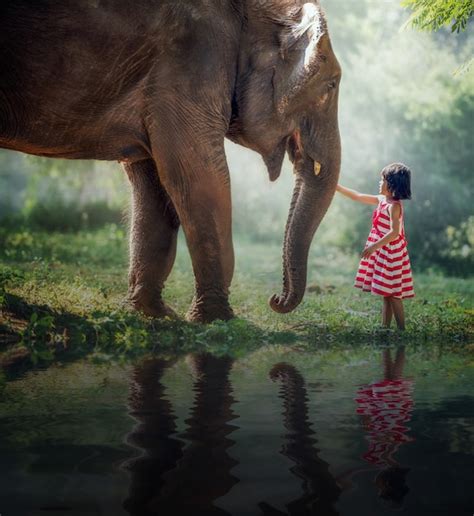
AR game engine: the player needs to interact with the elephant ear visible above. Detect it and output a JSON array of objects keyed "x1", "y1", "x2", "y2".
[{"x1": 273, "y1": 2, "x2": 328, "y2": 115}]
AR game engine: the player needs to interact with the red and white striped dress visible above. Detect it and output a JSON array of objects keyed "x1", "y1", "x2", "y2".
[
  {"x1": 355, "y1": 197, "x2": 414, "y2": 298},
  {"x1": 355, "y1": 377, "x2": 415, "y2": 466}
]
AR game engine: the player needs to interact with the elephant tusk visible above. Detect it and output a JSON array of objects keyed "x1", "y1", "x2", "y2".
[{"x1": 314, "y1": 161, "x2": 321, "y2": 176}]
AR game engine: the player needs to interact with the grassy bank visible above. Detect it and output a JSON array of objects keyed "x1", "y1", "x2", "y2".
[{"x1": 0, "y1": 225, "x2": 472, "y2": 369}]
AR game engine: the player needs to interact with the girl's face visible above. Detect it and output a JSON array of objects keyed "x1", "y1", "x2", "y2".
[{"x1": 379, "y1": 174, "x2": 391, "y2": 196}]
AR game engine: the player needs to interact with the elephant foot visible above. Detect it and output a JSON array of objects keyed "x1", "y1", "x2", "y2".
[
  {"x1": 127, "y1": 284, "x2": 177, "y2": 319},
  {"x1": 185, "y1": 292, "x2": 234, "y2": 324}
]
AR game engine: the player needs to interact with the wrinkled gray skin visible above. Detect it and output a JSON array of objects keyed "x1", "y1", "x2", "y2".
[{"x1": 0, "y1": 0, "x2": 341, "y2": 323}]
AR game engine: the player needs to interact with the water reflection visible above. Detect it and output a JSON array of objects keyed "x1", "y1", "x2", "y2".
[
  {"x1": 259, "y1": 363, "x2": 341, "y2": 515},
  {"x1": 356, "y1": 346, "x2": 414, "y2": 506},
  {"x1": 116, "y1": 345, "x2": 474, "y2": 516},
  {"x1": 123, "y1": 353, "x2": 238, "y2": 516},
  {"x1": 123, "y1": 357, "x2": 184, "y2": 515},
  {"x1": 121, "y1": 349, "x2": 413, "y2": 515},
  {"x1": 338, "y1": 346, "x2": 415, "y2": 508}
]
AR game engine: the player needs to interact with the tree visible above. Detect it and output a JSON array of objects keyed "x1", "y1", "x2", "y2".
[{"x1": 401, "y1": 0, "x2": 473, "y2": 33}]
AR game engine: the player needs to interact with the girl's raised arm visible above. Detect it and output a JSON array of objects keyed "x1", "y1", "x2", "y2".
[{"x1": 336, "y1": 184, "x2": 380, "y2": 205}]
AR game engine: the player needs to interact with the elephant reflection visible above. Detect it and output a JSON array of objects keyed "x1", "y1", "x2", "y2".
[
  {"x1": 258, "y1": 363, "x2": 341, "y2": 516},
  {"x1": 122, "y1": 357, "x2": 184, "y2": 516},
  {"x1": 122, "y1": 354, "x2": 342, "y2": 516},
  {"x1": 123, "y1": 354, "x2": 238, "y2": 516},
  {"x1": 123, "y1": 350, "x2": 412, "y2": 515}
]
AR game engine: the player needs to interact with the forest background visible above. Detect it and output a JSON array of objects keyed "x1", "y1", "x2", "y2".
[{"x1": 1, "y1": 0, "x2": 472, "y2": 274}]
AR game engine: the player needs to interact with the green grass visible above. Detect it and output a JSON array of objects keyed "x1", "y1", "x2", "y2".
[{"x1": 0, "y1": 224, "x2": 472, "y2": 369}]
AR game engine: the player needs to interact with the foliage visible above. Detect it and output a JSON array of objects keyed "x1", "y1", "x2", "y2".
[
  {"x1": 0, "y1": 224, "x2": 127, "y2": 266},
  {"x1": 0, "y1": 151, "x2": 126, "y2": 231},
  {"x1": 401, "y1": 0, "x2": 474, "y2": 33},
  {"x1": 0, "y1": 230, "x2": 472, "y2": 369},
  {"x1": 0, "y1": 152, "x2": 27, "y2": 219},
  {"x1": 0, "y1": 0, "x2": 473, "y2": 277},
  {"x1": 443, "y1": 216, "x2": 474, "y2": 272},
  {"x1": 324, "y1": 0, "x2": 474, "y2": 276},
  {"x1": 0, "y1": 266, "x2": 24, "y2": 309},
  {"x1": 21, "y1": 312, "x2": 56, "y2": 364},
  {"x1": 29, "y1": 200, "x2": 123, "y2": 231}
]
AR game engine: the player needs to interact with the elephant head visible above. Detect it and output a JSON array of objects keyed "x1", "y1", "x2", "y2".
[{"x1": 228, "y1": 1, "x2": 341, "y2": 313}]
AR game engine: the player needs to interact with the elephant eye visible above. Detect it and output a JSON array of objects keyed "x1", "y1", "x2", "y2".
[{"x1": 328, "y1": 80, "x2": 337, "y2": 90}]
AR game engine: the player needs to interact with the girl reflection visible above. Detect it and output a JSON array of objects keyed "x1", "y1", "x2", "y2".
[{"x1": 339, "y1": 346, "x2": 414, "y2": 507}]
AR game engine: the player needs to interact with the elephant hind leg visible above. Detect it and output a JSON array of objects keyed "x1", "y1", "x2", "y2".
[{"x1": 124, "y1": 159, "x2": 180, "y2": 319}]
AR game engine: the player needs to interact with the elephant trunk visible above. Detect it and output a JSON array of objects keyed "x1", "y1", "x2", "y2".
[{"x1": 269, "y1": 148, "x2": 340, "y2": 314}]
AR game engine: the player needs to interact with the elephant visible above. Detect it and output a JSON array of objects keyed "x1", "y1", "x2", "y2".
[{"x1": 0, "y1": 0, "x2": 341, "y2": 323}]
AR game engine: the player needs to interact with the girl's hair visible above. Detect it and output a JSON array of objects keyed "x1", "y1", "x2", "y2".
[{"x1": 381, "y1": 163, "x2": 412, "y2": 200}]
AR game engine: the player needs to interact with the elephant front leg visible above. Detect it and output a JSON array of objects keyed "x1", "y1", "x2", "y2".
[
  {"x1": 182, "y1": 177, "x2": 235, "y2": 323},
  {"x1": 152, "y1": 137, "x2": 234, "y2": 324},
  {"x1": 184, "y1": 197, "x2": 235, "y2": 323},
  {"x1": 124, "y1": 159, "x2": 180, "y2": 318}
]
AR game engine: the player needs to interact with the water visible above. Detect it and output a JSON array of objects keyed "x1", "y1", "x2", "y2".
[{"x1": 0, "y1": 344, "x2": 473, "y2": 516}]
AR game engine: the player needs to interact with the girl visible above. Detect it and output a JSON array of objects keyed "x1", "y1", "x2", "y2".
[{"x1": 336, "y1": 163, "x2": 414, "y2": 330}]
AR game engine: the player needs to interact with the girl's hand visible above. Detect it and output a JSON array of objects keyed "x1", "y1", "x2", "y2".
[{"x1": 361, "y1": 245, "x2": 377, "y2": 259}]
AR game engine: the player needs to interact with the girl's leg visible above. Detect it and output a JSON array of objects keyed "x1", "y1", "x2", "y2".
[
  {"x1": 383, "y1": 348, "x2": 393, "y2": 378},
  {"x1": 382, "y1": 297, "x2": 393, "y2": 328},
  {"x1": 390, "y1": 298, "x2": 405, "y2": 330},
  {"x1": 393, "y1": 346, "x2": 406, "y2": 377}
]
